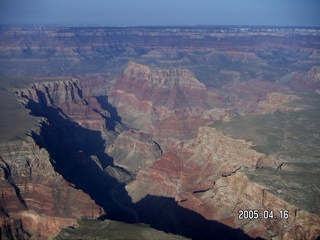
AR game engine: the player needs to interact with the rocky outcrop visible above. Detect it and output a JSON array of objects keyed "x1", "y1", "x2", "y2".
[
  {"x1": 106, "y1": 130, "x2": 162, "y2": 174},
  {"x1": 14, "y1": 79, "x2": 125, "y2": 145},
  {"x1": 123, "y1": 61, "x2": 206, "y2": 90},
  {"x1": 278, "y1": 68, "x2": 320, "y2": 93},
  {"x1": 221, "y1": 79, "x2": 292, "y2": 114},
  {"x1": 5, "y1": 79, "x2": 129, "y2": 238},
  {"x1": 125, "y1": 126, "x2": 320, "y2": 239},
  {"x1": 1, "y1": 26, "x2": 320, "y2": 239},
  {"x1": 15, "y1": 79, "x2": 107, "y2": 132},
  {"x1": 255, "y1": 92, "x2": 302, "y2": 114},
  {"x1": 201, "y1": 171, "x2": 320, "y2": 240},
  {"x1": 308, "y1": 66, "x2": 320, "y2": 82},
  {"x1": 110, "y1": 62, "x2": 231, "y2": 149},
  {"x1": 0, "y1": 135, "x2": 103, "y2": 239},
  {"x1": 126, "y1": 126, "x2": 273, "y2": 203}
]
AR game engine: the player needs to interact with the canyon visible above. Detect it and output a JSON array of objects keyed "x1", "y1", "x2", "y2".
[{"x1": 0, "y1": 26, "x2": 320, "y2": 239}]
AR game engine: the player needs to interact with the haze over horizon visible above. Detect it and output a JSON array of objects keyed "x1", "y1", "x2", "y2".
[{"x1": 0, "y1": 0, "x2": 320, "y2": 27}]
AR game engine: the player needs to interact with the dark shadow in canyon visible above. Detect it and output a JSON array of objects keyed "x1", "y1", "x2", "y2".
[
  {"x1": 24, "y1": 92, "x2": 259, "y2": 240},
  {"x1": 0, "y1": 157, "x2": 28, "y2": 210},
  {"x1": 25, "y1": 93, "x2": 136, "y2": 223},
  {"x1": 135, "y1": 195, "x2": 262, "y2": 240},
  {"x1": 96, "y1": 95, "x2": 122, "y2": 131}
]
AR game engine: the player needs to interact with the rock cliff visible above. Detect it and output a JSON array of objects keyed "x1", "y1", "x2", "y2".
[
  {"x1": 308, "y1": 66, "x2": 320, "y2": 82},
  {"x1": 4, "y1": 79, "x2": 124, "y2": 239},
  {"x1": 14, "y1": 78, "x2": 125, "y2": 144},
  {"x1": 15, "y1": 79, "x2": 106, "y2": 132},
  {"x1": 0, "y1": 134, "x2": 103, "y2": 239},
  {"x1": 205, "y1": 171, "x2": 320, "y2": 239},
  {"x1": 126, "y1": 126, "x2": 320, "y2": 239},
  {"x1": 106, "y1": 130, "x2": 161, "y2": 174},
  {"x1": 126, "y1": 126, "x2": 271, "y2": 202},
  {"x1": 1, "y1": 26, "x2": 320, "y2": 239},
  {"x1": 255, "y1": 92, "x2": 302, "y2": 114},
  {"x1": 7, "y1": 67, "x2": 320, "y2": 240},
  {"x1": 110, "y1": 62, "x2": 232, "y2": 149}
]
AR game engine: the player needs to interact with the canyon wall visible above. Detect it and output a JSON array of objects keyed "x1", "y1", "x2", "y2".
[
  {"x1": 110, "y1": 62, "x2": 233, "y2": 149},
  {"x1": 0, "y1": 134, "x2": 103, "y2": 239},
  {"x1": 8, "y1": 64, "x2": 320, "y2": 239},
  {"x1": 1, "y1": 26, "x2": 320, "y2": 239},
  {"x1": 126, "y1": 126, "x2": 320, "y2": 239},
  {"x1": 1, "y1": 79, "x2": 117, "y2": 239}
]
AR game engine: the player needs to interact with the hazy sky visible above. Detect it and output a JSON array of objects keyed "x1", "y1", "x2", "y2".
[{"x1": 0, "y1": 0, "x2": 319, "y2": 27}]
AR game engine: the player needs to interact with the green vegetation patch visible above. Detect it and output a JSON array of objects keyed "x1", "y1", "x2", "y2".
[
  {"x1": 212, "y1": 94, "x2": 320, "y2": 215},
  {"x1": 212, "y1": 94, "x2": 320, "y2": 162},
  {"x1": 54, "y1": 219, "x2": 188, "y2": 240},
  {"x1": 243, "y1": 165, "x2": 320, "y2": 216}
]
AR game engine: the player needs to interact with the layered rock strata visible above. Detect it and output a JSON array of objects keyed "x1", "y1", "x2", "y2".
[
  {"x1": 255, "y1": 92, "x2": 302, "y2": 114},
  {"x1": 15, "y1": 79, "x2": 106, "y2": 132},
  {"x1": 126, "y1": 126, "x2": 320, "y2": 239},
  {"x1": 14, "y1": 78, "x2": 124, "y2": 144},
  {"x1": 0, "y1": 135, "x2": 103, "y2": 239},
  {"x1": 2, "y1": 79, "x2": 122, "y2": 239},
  {"x1": 221, "y1": 79, "x2": 292, "y2": 114},
  {"x1": 106, "y1": 130, "x2": 162, "y2": 174},
  {"x1": 1, "y1": 26, "x2": 320, "y2": 240},
  {"x1": 110, "y1": 62, "x2": 232, "y2": 149},
  {"x1": 126, "y1": 126, "x2": 272, "y2": 202}
]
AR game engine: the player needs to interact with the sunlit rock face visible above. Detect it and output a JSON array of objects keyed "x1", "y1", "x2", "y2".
[
  {"x1": 126, "y1": 126, "x2": 266, "y2": 204},
  {"x1": 0, "y1": 136, "x2": 103, "y2": 239},
  {"x1": 15, "y1": 79, "x2": 106, "y2": 132},
  {"x1": 126, "y1": 126, "x2": 320, "y2": 239},
  {"x1": 1, "y1": 26, "x2": 320, "y2": 239},
  {"x1": 3, "y1": 79, "x2": 114, "y2": 239},
  {"x1": 110, "y1": 62, "x2": 232, "y2": 150},
  {"x1": 106, "y1": 129, "x2": 162, "y2": 174}
]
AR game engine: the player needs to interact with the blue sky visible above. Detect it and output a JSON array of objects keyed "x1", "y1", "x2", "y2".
[{"x1": 0, "y1": 0, "x2": 319, "y2": 27}]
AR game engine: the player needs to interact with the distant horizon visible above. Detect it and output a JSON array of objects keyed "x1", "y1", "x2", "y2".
[
  {"x1": 1, "y1": 23, "x2": 320, "y2": 29},
  {"x1": 1, "y1": 0, "x2": 319, "y2": 27}
]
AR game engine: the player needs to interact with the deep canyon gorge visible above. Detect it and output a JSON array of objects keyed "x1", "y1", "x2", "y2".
[{"x1": 0, "y1": 26, "x2": 320, "y2": 239}]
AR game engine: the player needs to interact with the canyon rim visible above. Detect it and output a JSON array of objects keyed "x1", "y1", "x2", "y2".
[{"x1": 0, "y1": 26, "x2": 320, "y2": 239}]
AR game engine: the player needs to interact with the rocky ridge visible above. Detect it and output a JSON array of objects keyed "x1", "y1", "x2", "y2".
[
  {"x1": 1, "y1": 26, "x2": 320, "y2": 239},
  {"x1": 110, "y1": 62, "x2": 232, "y2": 149},
  {"x1": 255, "y1": 92, "x2": 302, "y2": 114},
  {"x1": 8, "y1": 64, "x2": 320, "y2": 239},
  {"x1": 106, "y1": 130, "x2": 162, "y2": 174},
  {"x1": 9, "y1": 76, "x2": 257, "y2": 240},
  {"x1": 126, "y1": 126, "x2": 320, "y2": 239},
  {"x1": 0, "y1": 134, "x2": 103, "y2": 239},
  {"x1": 15, "y1": 79, "x2": 106, "y2": 132},
  {"x1": 1, "y1": 79, "x2": 119, "y2": 239}
]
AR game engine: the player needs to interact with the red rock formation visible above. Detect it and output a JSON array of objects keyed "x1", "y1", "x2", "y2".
[
  {"x1": 15, "y1": 79, "x2": 107, "y2": 133},
  {"x1": 201, "y1": 171, "x2": 320, "y2": 240},
  {"x1": 110, "y1": 62, "x2": 232, "y2": 149},
  {"x1": 109, "y1": 63, "x2": 307, "y2": 151},
  {"x1": 126, "y1": 126, "x2": 270, "y2": 202},
  {"x1": 1, "y1": 26, "x2": 319, "y2": 240},
  {"x1": 4, "y1": 79, "x2": 122, "y2": 239},
  {"x1": 79, "y1": 76, "x2": 112, "y2": 97},
  {"x1": 0, "y1": 136, "x2": 103, "y2": 239},
  {"x1": 126, "y1": 126, "x2": 320, "y2": 239}
]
